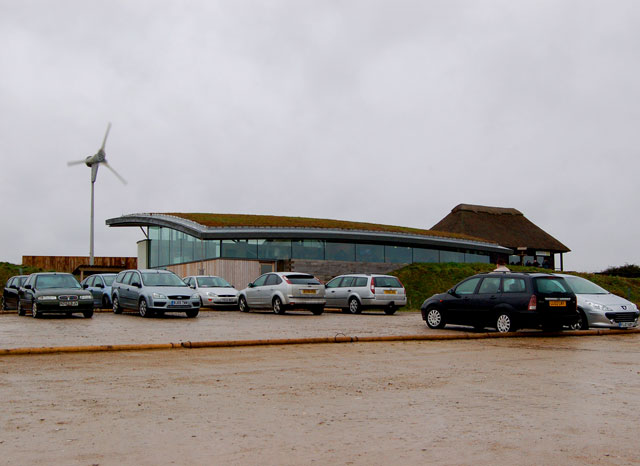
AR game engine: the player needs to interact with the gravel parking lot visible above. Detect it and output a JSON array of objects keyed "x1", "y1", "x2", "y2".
[
  {"x1": 2, "y1": 310, "x2": 639, "y2": 465},
  {"x1": 0, "y1": 309, "x2": 448, "y2": 349}
]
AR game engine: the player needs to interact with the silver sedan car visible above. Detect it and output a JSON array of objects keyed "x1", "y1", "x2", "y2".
[
  {"x1": 183, "y1": 275, "x2": 239, "y2": 308},
  {"x1": 556, "y1": 274, "x2": 640, "y2": 330},
  {"x1": 238, "y1": 272, "x2": 325, "y2": 315}
]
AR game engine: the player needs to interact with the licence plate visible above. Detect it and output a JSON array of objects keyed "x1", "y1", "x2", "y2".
[
  {"x1": 383, "y1": 290, "x2": 397, "y2": 295},
  {"x1": 302, "y1": 289, "x2": 316, "y2": 295},
  {"x1": 549, "y1": 301, "x2": 566, "y2": 307},
  {"x1": 60, "y1": 301, "x2": 78, "y2": 307},
  {"x1": 170, "y1": 300, "x2": 189, "y2": 306},
  {"x1": 619, "y1": 322, "x2": 635, "y2": 328}
]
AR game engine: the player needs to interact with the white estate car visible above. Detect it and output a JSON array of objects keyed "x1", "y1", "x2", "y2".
[
  {"x1": 183, "y1": 275, "x2": 239, "y2": 308},
  {"x1": 324, "y1": 273, "x2": 406, "y2": 314},
  {"x1": 238, "y1": 272, "x2": 325, "y2": 315}
]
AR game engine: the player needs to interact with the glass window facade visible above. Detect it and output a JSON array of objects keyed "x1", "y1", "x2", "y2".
[{"x1": 146, "y1": 227, "x2": 493, "y2": 268}]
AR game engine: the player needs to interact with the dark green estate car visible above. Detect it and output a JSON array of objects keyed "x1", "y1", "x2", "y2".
[{"x1": 18, "y1": 273, "x2": 94, "y2": 318}]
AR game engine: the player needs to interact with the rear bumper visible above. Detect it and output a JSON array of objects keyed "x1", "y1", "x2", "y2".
[
  {"x1": 361, "y1": 296, "x2": 407, "y2": 308},
  {"x1": 284, "y1": 298, "x2": 326, "y2": 308}
]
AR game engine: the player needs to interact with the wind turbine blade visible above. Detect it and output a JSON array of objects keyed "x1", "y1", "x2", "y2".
[
  {"x1": 67, "y1": 159, "x2": 86, "y2": 166},
  {"x1": 100, "y1": 122, "x2": 112, "y2": 151},
  {"x1": 103, "y1": 161, "x2": 127, "y2": 185}
]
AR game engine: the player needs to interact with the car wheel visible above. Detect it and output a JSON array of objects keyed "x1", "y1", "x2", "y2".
[
  {"x1": 198, "y1": 297, "x2": 203, "y2": 308},
  {"x1": 113, "y1": 297, "x2": 122, "y2": 314},
  {"x1": 348, "y1": 297, "x2": 361, "y2": 314},
  {"x1": 32, "y1": 302, "x2": 42, "y2": 319},
  {"x1": 139, "y1": 298, "x2": 153, "y2": 318},
  {"x1": 310, "y1": 305, "x2": 324, "y2": 315},
  {"x1": 272, "y1": 296, "x2": 285, "y2": 315},
  {"x1": 425, "y1": 306, "x2": 446, "y2": 329},
  {"x1": 496, "y1": 312, "x2": 515, "y2": 333},
  {"x1": 17, "y1": 300, "x2": 25, "y2": 316},
  {"x1": 569, "y1": 310, "x2": 589, "y2": 330},
  {"x1": 238, "y1": 296, "x2": 249, "y2": 313},
  {"x1": 186, "y1": 309, "x2": 199, "y2": 318},
  {"x1": 83, "y1": 310, "x2": 94, "y2": 318},
  {"x1": 102, "y1": 295, "x2": 110, "y2": 310},
  {"x1": 384, "y1": 304, "x2": 397, "y2": 315}
]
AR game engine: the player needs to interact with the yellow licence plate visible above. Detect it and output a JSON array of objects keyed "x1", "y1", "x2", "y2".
[
  {"x1": 549, "y1": 301, "x2": 566, "y2": 307},
  {"x1": 383, "y1": 290, "x2": 397, "y2": 295},
  {"x1": 302, "y1": 289, "x2": 316, "y2": 294}
]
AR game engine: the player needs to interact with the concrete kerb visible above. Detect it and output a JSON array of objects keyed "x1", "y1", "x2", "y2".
[{"x1": 1, "y1": 328, "x2": 639, "y2": 356}]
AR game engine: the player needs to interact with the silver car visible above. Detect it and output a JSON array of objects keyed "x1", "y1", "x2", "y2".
[
  {"x1": 111, "y1": 269, "x2": 200, "y2": 318},
  {"x1": 325, "y1": 273, "x2": 407, "y2": 315},
  {"x1": 238, "y1": 272, "x2": 325, "y2": 315},
  {"x1": 80, "y1": 273, "x2": 117, "y2": 309},
  {"x1": 184, "y1": 275, "x2": 239, "y2": 308},
  {"x1": 556, "y1": 274, "x2": 639, "y2": 330}
]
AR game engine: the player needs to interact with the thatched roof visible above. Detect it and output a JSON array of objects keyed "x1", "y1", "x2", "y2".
[{"x1": 432, "y1": 204, "x2": 570, "y2": 253}]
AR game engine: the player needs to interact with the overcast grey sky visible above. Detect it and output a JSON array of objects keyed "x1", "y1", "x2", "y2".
[{"x1": 1, "y1": 0, "x2": 638, "y2": 272}]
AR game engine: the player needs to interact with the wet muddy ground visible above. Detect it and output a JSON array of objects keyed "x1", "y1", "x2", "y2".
[{"x1": 1, "y1": 334, "x2": 639, "y2": 465}]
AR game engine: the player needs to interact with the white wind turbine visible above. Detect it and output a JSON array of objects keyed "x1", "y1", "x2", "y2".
[{"x1": 67, "y1": 123, "x2": 127, "y2": 266}]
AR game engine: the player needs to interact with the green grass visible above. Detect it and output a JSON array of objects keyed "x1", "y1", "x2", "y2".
[
  {"x1": 0, "y1": 261, "x2": 45, "y2": 292},
  {"x1": 390, "y1": 262, "x2": 640, "y2": 310}
]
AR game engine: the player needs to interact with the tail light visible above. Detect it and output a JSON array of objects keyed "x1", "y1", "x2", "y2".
[
  {"x1": 282, "y1": 276, "x2": 292, "y2": 284},
  {"x1": 528, "y1": 294, "x2": 537, "y2": 311},
  {"x1": 370, "y1": 278, "x2": 376, "y2": 295}
]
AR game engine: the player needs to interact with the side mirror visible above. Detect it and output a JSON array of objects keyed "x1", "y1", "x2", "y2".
[
  {"x1": 248, "y1": 283, "x2": 254, "y2": 288},
  {"x1": 189, "y1": 284, "x2": 195, "y2": 289},
  {"x1": 82, "y1": 284, "x2": 88, "y2": 289},
  {"x1": 96, "y1": 283, "x2": 104, "y2": 289},
  {"x1": 24, "y1": 284, "x2": 32, "y2": 290},
  {"x1": 131, "y1": 281, "x2": 141, "y2": 288},
  {"x1": 447, "y1": 288, "x2": 457, "y2": 297}
]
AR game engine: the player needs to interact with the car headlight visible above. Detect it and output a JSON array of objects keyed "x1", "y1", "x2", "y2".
[
  {"x1": 585, "y1": 301, "x2": 612, "y2": 312},
  {"x1": 192, "y1": 293, "x2": 200, "y2": 300},
  {"x1": 37, "y1": 295, "x2": 57, "y2": 301},
  {"x1": 152, "y1": 293, "x2": 167, "y2": 299},
  {"x1": 80, "y1": 295, "x2": 93, "y2": 300},
  {"x1": 206, "y1": 292, "x2": 218, "y2": 297}
]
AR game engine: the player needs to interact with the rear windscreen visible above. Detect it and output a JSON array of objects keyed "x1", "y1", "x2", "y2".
[
  {"x1": 286, "y1": 275, "x2": 321, "y2": 285},
  {"x1": 373, "y1": 276, "x2": 402, "y2": 288},
  {"x1": 533, "y1": 277, "x2": 570, "y2": 294}
]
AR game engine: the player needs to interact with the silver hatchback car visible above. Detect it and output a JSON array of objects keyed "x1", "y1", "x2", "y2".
[
  {"x1": 556, "y1": 274, "x2": 639, "y2": 330},
  {"x1": 111, "y1": 269, "x2": 201, "y2": 318},
  {"x1": 325, "y1": 273, "x2": 406, "y2": 314},
  {"x1": 238, "y1": 272, "x2": 325, "y2": 315}
]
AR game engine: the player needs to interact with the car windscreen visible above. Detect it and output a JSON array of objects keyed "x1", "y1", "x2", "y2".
[
  {"x1": 286, "y1": 275, "x2": 321, "y2": 285},
  {"x1": 533, "y1": 277, "x2": 571, "y2": 295},
  {"x1": 16, "y1": 277, "x2": 27, "y2": 286},
  {"x1": 35, "y1": 274, "x2": 81, "y2": 290},
  {"x1": 102, "y1": 275, "x2": 116, "y2": 286},
  {"x1": 373, "y1": 276, "x2": 402, "y2": 288},
  {"x1": 197, "y1": 276, "x2": 232, "y2": 287},
  {"x1": 141, "y1": 272, "x2": 187, "y2": 287},
  {"x1": 563, "y1": 276, "x2": 608, "y2": 295}
]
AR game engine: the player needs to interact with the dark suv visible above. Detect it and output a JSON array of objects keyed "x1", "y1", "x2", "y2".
[{"x1": 421, "y1": 272, "x2": 578, "y2": 332}]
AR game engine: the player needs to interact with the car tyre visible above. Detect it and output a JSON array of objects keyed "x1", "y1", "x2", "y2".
[
  {"x1": 238, "y1": 296, "x2": 249, "y2": 313},
  {"x1": 569, "y1": 310, "x2": 589, "y2": 330},
  {"x1": 186, "y1": 309, "x2": 199, "y2": 318},
  {"x1": 113, "y1": 297, "x2": 122, "y2": 314},
  {"x1": 17, "y1": 300, "x2": 25, "y2": 316},
  {"x1": 32, "y1": 302, "x2": 42, "y2": 319},
  {"x1": 272, "y1": 296, "x2": 285, "y2": 315},
  {"x1": 384, "y1": 304, "x2": 397, "y2": 315},
  {"x1": 348, "y1": 297, "x2": 362, "y2": 314},
  {"x1": 425, "y1": 306, "x2": 446, "y2": 329},
  {"x1": 102, "y1": 295, "x2": 110, "y2": 310},
  {"x1": 83, "y1": 310, "x2": 94, "y2": 318},
  {"x1": 310, "y1": 306, "x2": 324, "y2": 315},
  {"x1": 496, "y1": 312, "x2": 515, "y2": 333},
  {"x1": 139, "y1": 298, "x2": 153, "y2": 318}
]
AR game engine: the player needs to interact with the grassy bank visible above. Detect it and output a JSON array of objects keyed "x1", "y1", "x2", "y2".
[
  {"x1": 391, "y1": 263, "x2": 640, "y2": 310},
  {"x1": 0, "y1": 262, "x2": 45, "y2": 290}
]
